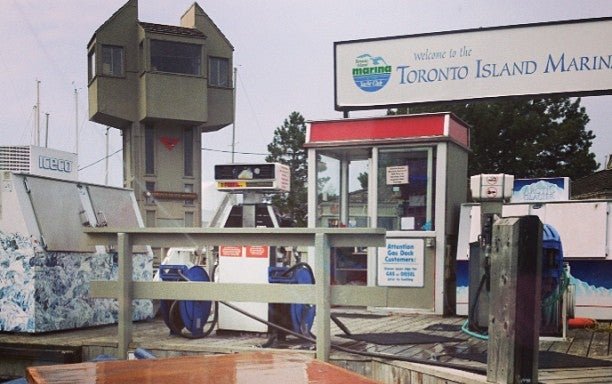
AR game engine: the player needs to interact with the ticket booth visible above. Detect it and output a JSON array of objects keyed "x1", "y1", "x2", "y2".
[{"x1": 306, "y1": 113, "x2": 470, "y2": 314}]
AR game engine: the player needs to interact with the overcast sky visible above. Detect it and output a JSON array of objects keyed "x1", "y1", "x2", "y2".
[{"x1": 1, "y1": 0, "x2": 611, "y2": 187}]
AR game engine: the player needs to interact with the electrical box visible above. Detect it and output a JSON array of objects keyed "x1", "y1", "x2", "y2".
[
  {"x1": 214, "y1": 163, "x2": 290, "y2": 192},
  {"x1": 470, "y1": 174, "x2": 514, "y2": 201}
]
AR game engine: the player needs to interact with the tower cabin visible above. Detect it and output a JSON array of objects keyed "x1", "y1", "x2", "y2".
[{"x1": 87, "y1": 0, "x2": 234, "y2": 227}]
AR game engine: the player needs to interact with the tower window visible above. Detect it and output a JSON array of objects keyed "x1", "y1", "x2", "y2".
[
  {"x1": 150, "y1": 40, "x2": 201, "y2": 75},
  {"x1": 87, "y1": 49, "x2": 96, "y2": 81},
  {"x1": 184, "y1": 183, "x2": 194, "y2": 206},
  {"x1": 101, "y1": 45, "x2": 124, "y2": 77},
  {"x1": 184, "y1": 211, "x2": 194, "y2": 227},
  {"x1": 184, "y1": 128, "x2": 194, "y2": 177},
  {"x1": 145, "y1": 181, "x2": 156, "y2": 205},
  {"x1": 145, "y1": 125, "x2": 155, "y2": 175},
  {"x1": 209, "y1": 57, "x2": 230, "y2": 87}
]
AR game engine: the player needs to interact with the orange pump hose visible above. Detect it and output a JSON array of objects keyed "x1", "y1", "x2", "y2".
[{"x1": 567, "y1": 317, "x2": 597, "y2": 329}]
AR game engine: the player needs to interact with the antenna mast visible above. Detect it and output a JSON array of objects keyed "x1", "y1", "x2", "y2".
[
  {"x1": 35, "y1": 79, "x2": 41, "y2": 146},
  {"x1": 74, "y1": 87, "x2": 79, "y2": 155},
  {"x1": 231, "y1": 67, "x2": 237, "y2": 163},
  {"x1": 105, "y1": 127, "x2": 110, "y2": 185},
  {"x1": 45, "y1": 113, "x2": 49, "y2": 148}
]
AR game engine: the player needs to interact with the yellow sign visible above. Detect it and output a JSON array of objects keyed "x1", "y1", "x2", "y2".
[{"x1": 217, "y1": 181, "x2": 246, "y2": 189}]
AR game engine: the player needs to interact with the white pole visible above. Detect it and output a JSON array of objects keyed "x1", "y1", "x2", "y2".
[
  {"x1": 45, "y1": 113, "x2": 49, "y2": 148},
  {"x1": 32, "y1": 105, "x2": 37, "y2": 145},
  {"x1": 74, "y1": 87, "x2": 79, "y2": 155},
  {"x1": 231, "y1": 67, "x2": 237, "y2": 163},
  {"x1": 36, "y1": 80, "x2": 41, "y2": 146},
  {"x1": 105, "y1": 127, "x2": 110, "y2": 185}
]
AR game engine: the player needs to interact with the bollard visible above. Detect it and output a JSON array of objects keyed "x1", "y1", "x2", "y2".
[{"x1": 487, "y1": 216, "x2": 542, "y2": 384}]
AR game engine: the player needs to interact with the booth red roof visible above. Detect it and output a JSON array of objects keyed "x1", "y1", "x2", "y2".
[{"x1": 306, "y1": 113, "x2": 469, "y2": 149}]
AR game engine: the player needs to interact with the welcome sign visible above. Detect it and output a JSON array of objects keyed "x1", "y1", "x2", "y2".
[{"x1": 334, "y1": 18, "x2": 612, "y2": 110}]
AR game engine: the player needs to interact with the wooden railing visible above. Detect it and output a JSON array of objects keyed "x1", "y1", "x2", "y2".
[{"x1": 85, "y1": 227, "x2": 386, "y2": 361}]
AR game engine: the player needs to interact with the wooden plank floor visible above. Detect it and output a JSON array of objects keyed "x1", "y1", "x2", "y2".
[{"x1": 1, "y1": 310, "x2": 611, "y2": 383}]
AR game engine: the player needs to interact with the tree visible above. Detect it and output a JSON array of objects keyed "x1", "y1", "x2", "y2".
[
  {"x1": 390, "y1": 97, "x2": 599, "y2": 179},
  {"x1": 266, "y1": 112, "x2": 308, "y2": 227},
  {"x1": 357, "y1": 172, "x2": 368, "y2": 190}
]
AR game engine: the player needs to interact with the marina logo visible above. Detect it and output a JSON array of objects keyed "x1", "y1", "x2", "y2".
[{"x1": 352, "y1": 54, "x2": 392, "y2": 92}]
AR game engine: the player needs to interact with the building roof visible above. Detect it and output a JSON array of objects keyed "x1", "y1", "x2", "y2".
[
  {"x1": 184, "y1": 2, "x2": 234, "y2": 50},
  {"x1": 571, "y1": 168, "x2": 612, "y2": 199},
  {"x1": 139, "y1": 22, "x2": 206, "y2": 39}
]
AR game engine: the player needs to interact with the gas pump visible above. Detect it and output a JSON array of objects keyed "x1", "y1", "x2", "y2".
[
  {"x1": 213, "y1": 163, "x2": 315, "y2": 336},
  {"x1": 216, "y1": 193, "x2": 278, "y2": 333},
  {"x1": 467, "y1": 174, "x2": 571, "y2": 338},
  {"x1": 158, "y1": 162, "x2": 315, "y2": 339},
  {"x1": 467, "y1": 174, "x2": 514, "y2": 333}
]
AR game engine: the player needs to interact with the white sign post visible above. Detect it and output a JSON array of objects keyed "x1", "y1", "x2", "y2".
[{"x1": 378, "y1": 238, "x2": 425, "y2": 287}]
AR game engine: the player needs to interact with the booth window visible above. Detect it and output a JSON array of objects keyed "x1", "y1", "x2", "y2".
[
  {"x1": 377, "y1": 147, "x2": 435, "y2": 231},
  {"x1": 209, "y1": 57, "x2": 230, "y2": 87},
  {"x1": 315, "y1": 152, "x2": 369, "y2": 228},
  {"x1": 316, "y1": 151, "x2": 370, "y2": 285},
  {"x1": 101, "y1": 45, "x2": 124, "y2": 77},
  {"x1": 348, "y1": 159, "x2": 369, "y2": 228},
  {"x1": 150, "y1": 40, "x2": 201, "y2": 75},
  {"x1": 316, "y1": 154, "x2": 341, "y2": 227}
]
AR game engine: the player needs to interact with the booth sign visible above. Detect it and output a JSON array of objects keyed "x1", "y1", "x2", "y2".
[{"x1": 378, "y1": 239, "x2": 425, "y2": 287}]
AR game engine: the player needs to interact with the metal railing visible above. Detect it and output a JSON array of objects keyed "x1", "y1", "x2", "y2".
[{"x1": 85, "y1": 227, "x2": 386, "y2": 361}]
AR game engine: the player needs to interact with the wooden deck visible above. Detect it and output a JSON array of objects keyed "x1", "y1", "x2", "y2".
[{"x1": 1, "y1": 310, "x2": 611, "y2": 383}]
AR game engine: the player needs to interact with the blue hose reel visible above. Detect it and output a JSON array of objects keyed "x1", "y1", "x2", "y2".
[
  {"x1": 541, "y1": 224, "x2": 566, "y2": 335},
  {"x1": 159, "y1": 265, "x2": 213, "y2": 337},
  {"x1": 158, "y1": 262, "x2": 315, "y2": 341},
  {"x1": 468, "y1": 223, "x2": 566, "y2": 337},
  {"x1": 268, "y1": 263, "x2": 316, "y2": 338}
]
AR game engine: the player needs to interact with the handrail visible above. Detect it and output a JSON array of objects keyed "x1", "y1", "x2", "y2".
[{"x1": 85, "y1": 227, "x2": 386, "y2": 361}]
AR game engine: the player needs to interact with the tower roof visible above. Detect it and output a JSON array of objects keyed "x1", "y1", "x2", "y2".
[{"x1": 139, "y1": 22, "x2": 206, "y2": 39}]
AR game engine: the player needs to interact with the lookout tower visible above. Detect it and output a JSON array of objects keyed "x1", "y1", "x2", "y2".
[{"x1": 87, "y1": 0, "x2": 234, "y2": 227}]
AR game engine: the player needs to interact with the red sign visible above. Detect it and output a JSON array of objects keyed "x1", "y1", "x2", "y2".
[
  {"x1": 219, "y1": 246, "x2": 270, "y2": 258},
  {"x1": 246, "y1": 246, "x2": 269, "y2": 258},
  {"x1": 219, "y1": 246, "x2": 243, "y2": 257}
]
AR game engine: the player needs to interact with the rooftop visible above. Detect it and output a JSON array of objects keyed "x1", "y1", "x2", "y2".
[{"x1": 139, "y1": 21, "x2": 206, "y2": 39}]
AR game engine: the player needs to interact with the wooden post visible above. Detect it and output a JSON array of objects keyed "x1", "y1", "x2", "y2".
[
  {"x1": 487, "y1": 216, "x2": 542, "y2": 384},
  {"x1": 117, "y1": 233, "x2": 133, "y2": 359},
  {"x1": 314, "y1": 232, "x2": 331, "y2": 361}
]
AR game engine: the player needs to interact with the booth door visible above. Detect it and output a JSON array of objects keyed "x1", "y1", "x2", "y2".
[
  {"x1": 376, "y1": 147, "x2": 437, "y2": 311},
  {"x1": 316, "y1": 152, "x2": 370, "y2": 285}
]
